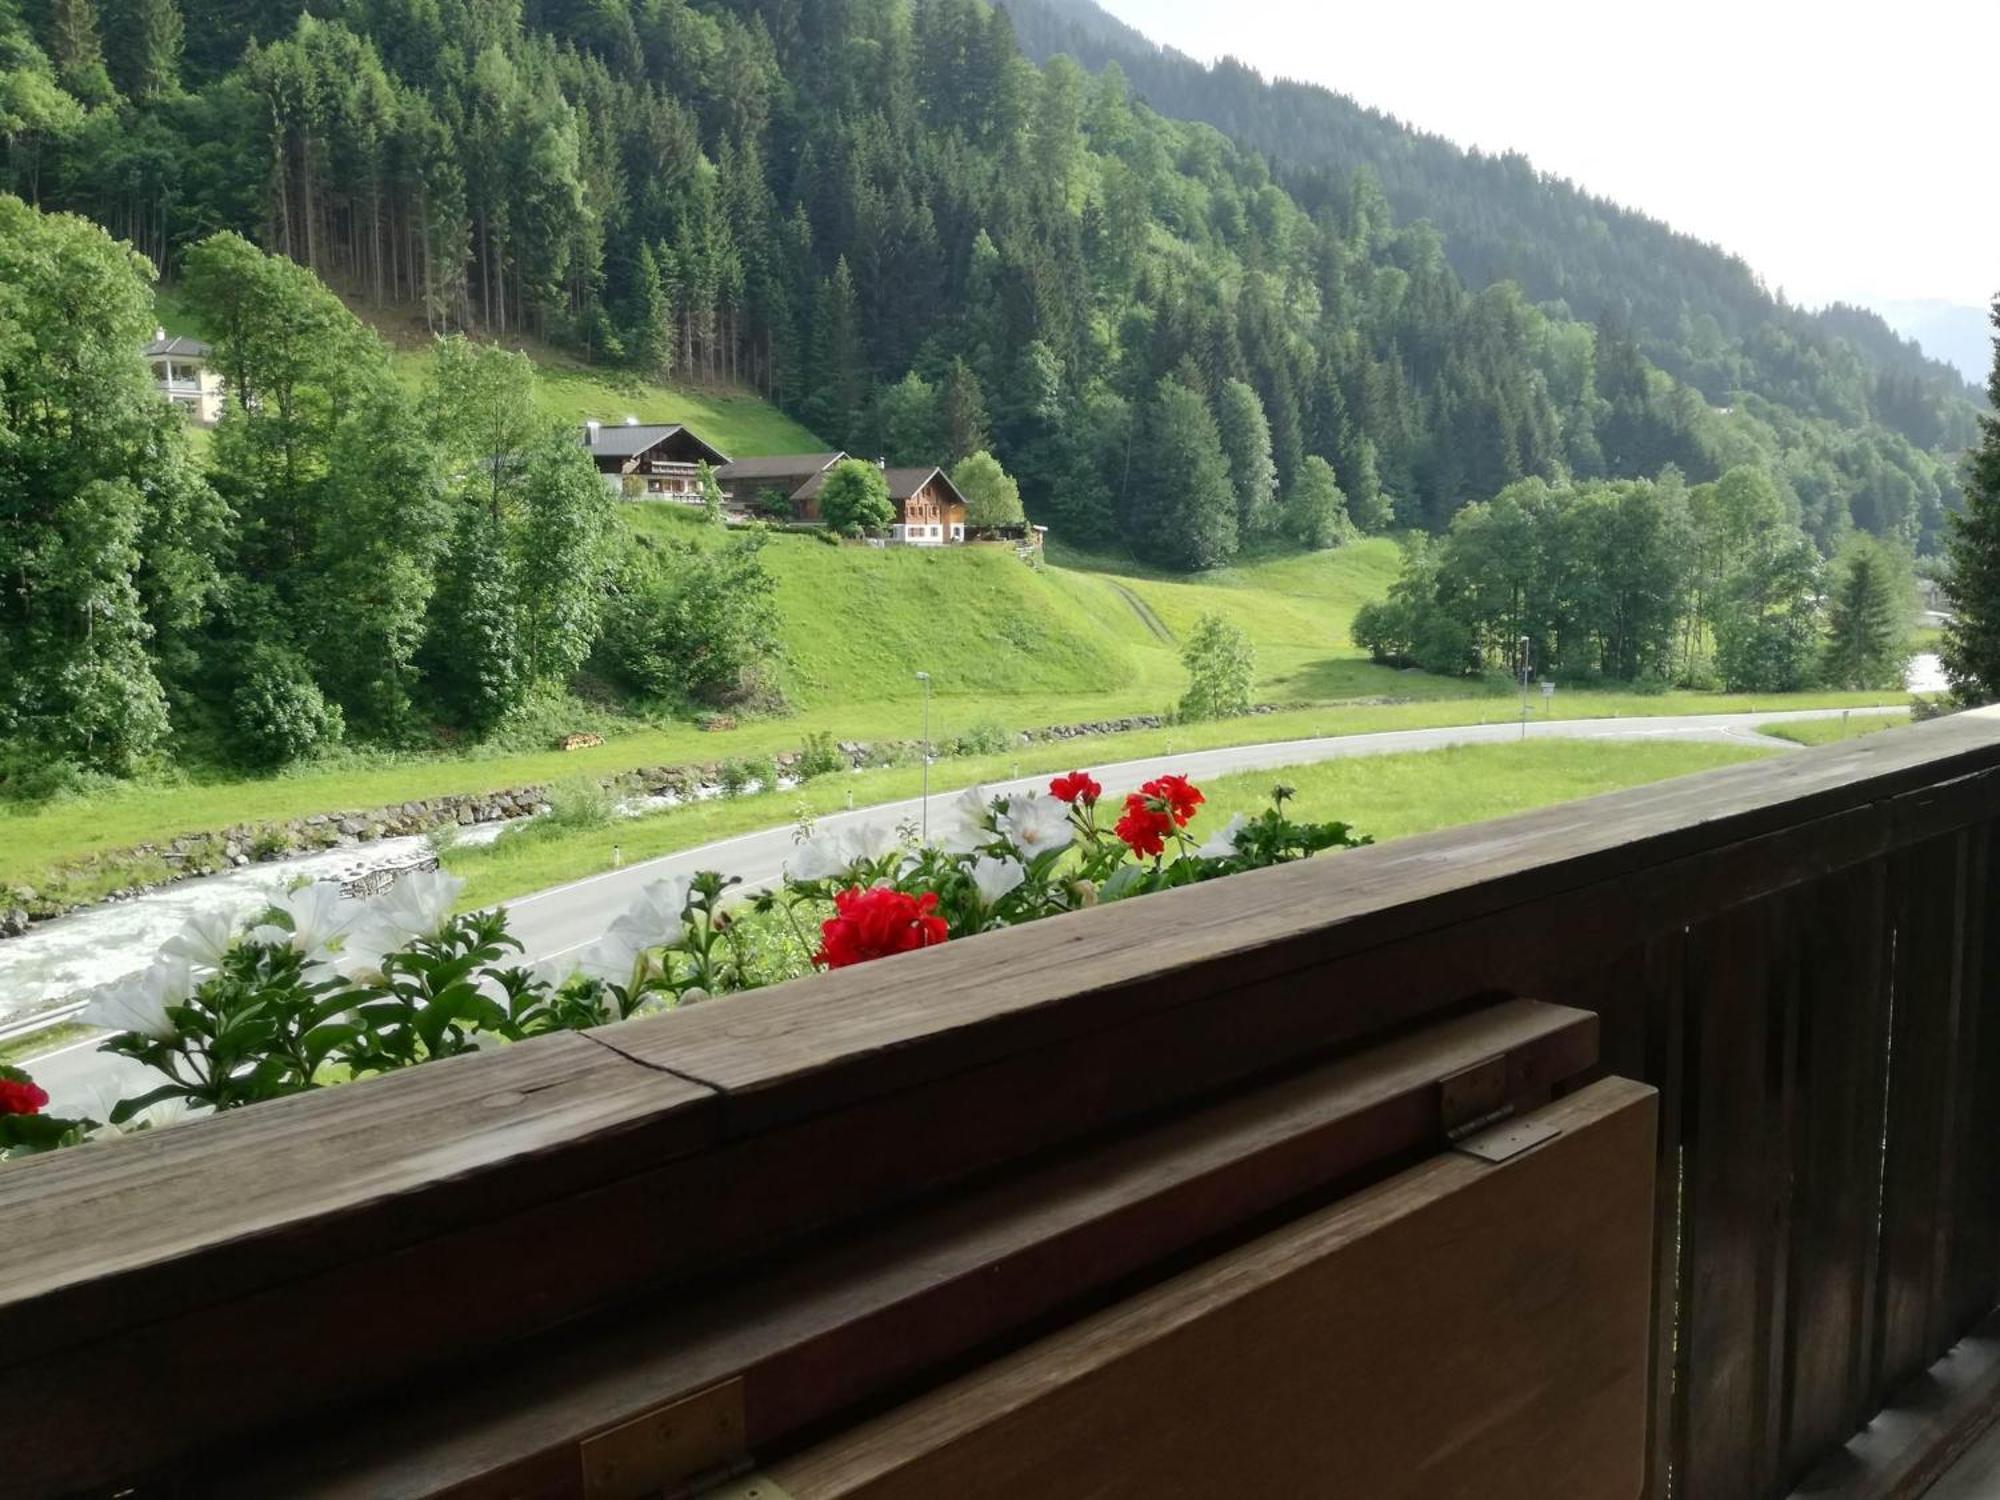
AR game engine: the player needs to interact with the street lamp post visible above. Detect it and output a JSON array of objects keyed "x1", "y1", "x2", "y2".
[
  {"x1": 1517, "y1": 635, "x2": 1532, "y2": 742},
  {"x1": 915, "y1": 671, "x2": 932, "y2": 842}
]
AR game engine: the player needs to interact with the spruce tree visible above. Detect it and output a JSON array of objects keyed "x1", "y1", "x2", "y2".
[
  {"x1": 107, "y1": 0, "x2": 182, "y2": 101},
  {"x1": 1822, "y1": 537, "x2": 1911, "y2": 691},
  {"x1": 804, "y1": 257, "x2": 862, "y2": 445},
  {"x1": 1216, "y1": 378, "x2": 1278, "y2": 540},
  {"x1": 943, "y1": 357, "x2": 990, "y2": 462},
  {"x1": 1130, "y1": 381, "x2": 1237, "y2": 571},
  {"x1": 1284, "y1": 455, "x2": 1347, "y2": 550},
  {"x1": 1944, "y1": 300, "x2": 2000, "y2": 705},
  {"x1": 49, "y1": 0, "x2": 113, "y2": 99},
  {"x1": 628, "y1": 243, "x2": 673, "y2": 378}
]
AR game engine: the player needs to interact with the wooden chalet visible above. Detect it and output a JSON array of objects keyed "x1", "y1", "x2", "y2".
[
  {"x1": 581, "y1": 419, "x2": 730, "y2": 500},
  {"x1": 9, "y1": 710, "x2": 2000, "y2": 1496},
  {"x1": 883, "y1": 466, "x2": 969, "y2": 546}
]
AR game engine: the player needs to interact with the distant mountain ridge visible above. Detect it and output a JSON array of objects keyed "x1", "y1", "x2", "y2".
[
  {"x1": 1872, "y1": 300, "x2": 1994, "y2": 386},
  {"x1": 1002, "y1": 0, "x2": 1984, "y2": 414}
]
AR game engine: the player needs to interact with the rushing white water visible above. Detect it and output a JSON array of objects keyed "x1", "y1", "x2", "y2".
[
  {"x1": 0, "y1": 775, "x2": 790, "y2": 1028},
  {"x1": 1908, "y1": 652, "x2": 1948, "y2": 694},
  {"x1": 0, "y1": 826, "x2": 505, "y2": 1026}
]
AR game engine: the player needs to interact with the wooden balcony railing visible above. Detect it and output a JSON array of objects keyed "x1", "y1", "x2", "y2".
[{"x1": 3, "y1": 709, "x2": 1999, "y2": 1498}]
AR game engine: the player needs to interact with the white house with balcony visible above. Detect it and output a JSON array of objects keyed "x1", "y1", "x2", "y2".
[
  {"x1": 580, "y1": 417, "x2": 732, "y2": 499},
  {"x1": 142, "y1": 329, "x2": 224, "y2": 426}
]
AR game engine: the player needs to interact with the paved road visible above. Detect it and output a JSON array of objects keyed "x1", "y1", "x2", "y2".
[{"x1": 23, "y1": 705, "x2": 1904, "y2": 1114}]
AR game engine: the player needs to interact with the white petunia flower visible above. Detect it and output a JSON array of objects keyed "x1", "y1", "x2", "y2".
[
  {"x1": 366, "y1": 869, "x2": 465, "y2": 944},
  {"x1": 81, "y1": 957, "x2": 194, "y2": 1041},
  {"x1": 997, "y1": 790, "x2": 1074, "y2": 854},
  {"x1": 785, "y1": 831, "x2": 851, "y2": 883},
  {"x1": 1197, "y1": 813, "x2": 1250, "y2": 859},
  {"x1": 606, "y1": 877, "x2": 690, "y2": 951},
  {"x1": 250, "y1": 882, "x2": 354, "y2": 959},
  {"x1": 575, "y1": 934, "x2": 650, "y2": 991},
  {"x1": 160, "y1": 909, "x2": 236, "y2": 971},
  {"x1": 937, "y1": 785, "x2": 997, "y2": 853},
  {"x1": 839, "y1": 822, "x2": 904, "y2": 867},
  {"x1": 968, "y1": 855, "x2": 1026, "y2": 908}
]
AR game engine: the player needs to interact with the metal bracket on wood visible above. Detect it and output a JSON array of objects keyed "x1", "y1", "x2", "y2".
[
  {"x1": 699, "y1": 1476, "x2": 798, "y2": 1500},
  {"x1": 1452, "y1": 1117, "x2": 1564, "y2": 1165},
  {"x1": 580, "y1": 1378, "x2": 748, "y2": 1500},
  {"x1": 1440, "y1": 1052, "x2": 1516, "y2": 1139}
]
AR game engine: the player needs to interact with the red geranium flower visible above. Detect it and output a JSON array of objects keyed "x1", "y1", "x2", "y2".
[
  {"x1": 1114, "y1": 794, "x2": 1172, "y2": 858},
  {"x1": 1049, "y1": 770, "x2": 1103, "y2": 806},
  {"x1": 0, "y1": 1078, "x2": 49, "y2": 1117},
  {"x1": 1142, "y1": 774, "x2": 1204, "y2": 827},
  {"x1": 814, "y1": 886, "x2": 950, "y2": 970}
]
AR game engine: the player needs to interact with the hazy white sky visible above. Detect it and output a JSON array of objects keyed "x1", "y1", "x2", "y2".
[{"x1": 1097, "y1": 0, "x2": 1999, "y2": 312}]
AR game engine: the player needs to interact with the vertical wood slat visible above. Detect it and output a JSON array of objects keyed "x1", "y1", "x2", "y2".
[
  {"x1": 1875, "y1": 833, "x2": 1972, "y2": 1400},
  {"x1": 1678, "y1": 900, "x2": 1799, "y2": 1499},
  {"x1": 1945, "y1": 822, "x2": 2000, "y2": 1340},
  {"x1": 1642, "y1": 932, "x2": 1690, "y2": 1500},
  {"x1": 1542, "y1": 933, "x2": 1688, "y2": 1500},
  {"x1": 1779, "y1": 862, "x2": 1893, "y2": 1490}
]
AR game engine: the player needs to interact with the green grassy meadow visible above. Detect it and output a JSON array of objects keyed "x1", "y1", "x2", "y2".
[{"x1": 1757, "y1": 710, "x2": 1911, "y2": 747}]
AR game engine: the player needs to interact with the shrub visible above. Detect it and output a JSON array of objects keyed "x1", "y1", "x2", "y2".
[
  {"x1": 717, "y1": 760, "x2": 753, "y2": 797},
  {"x1": 230, "y1": 649, "x2": 343, "y2": 768},
  {"x1": 1178, "y1": 614, "x2": 1255, "y2": 722},
  {"x1": 952, "y1": 719, "x2": 1015, "y2": 757},
  {"x1": 597, "y1": 538, "x2": 784, "y2": 708},
  {"x1": 818, "y1": 460, "x2": 895, "y2": 534},
  {"x1": 795, "y1": 731, "x2": 847, "y2": 781},
  {"x1": 542, "y1": 776, "x2": 615, "y2": 832}
]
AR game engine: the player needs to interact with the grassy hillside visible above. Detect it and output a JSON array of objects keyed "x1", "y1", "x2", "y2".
[
  {"x1": 152, "y1": 287, "x2": 823, "y2": 458},
  {"x1": 628, "y1": 509, "x2": 1456, "y2": 711}
]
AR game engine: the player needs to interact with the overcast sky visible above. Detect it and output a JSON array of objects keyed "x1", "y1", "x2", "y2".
[{"x1": 1096, "y1": 0, "x2": 1998, "y2": 314}]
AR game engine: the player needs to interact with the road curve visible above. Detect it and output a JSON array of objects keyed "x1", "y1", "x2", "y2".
[{"x1": 25, "y1": 705, "x2": 1902, "y2": 1113}]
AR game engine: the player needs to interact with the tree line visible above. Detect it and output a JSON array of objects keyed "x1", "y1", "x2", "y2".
[
  {"x1": 1353, "y1": 467, "x2": 1919, "y2": 694},
  {"x1": 0, "y1": 201, "x2": 779, "y2": 779},
  {"x1": 0, "y1": 0, "x2": 1976, "y2": 566}
]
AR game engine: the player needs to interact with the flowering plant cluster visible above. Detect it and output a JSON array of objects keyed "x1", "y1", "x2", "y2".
[
  {"x1": 75, "y1": 867, "x2": 745, "y2": 1128},
  {"x1": 0, "y1": 1063, "x2": 89, "y2": 1159},
  {"x1": 21, "y1": 767, "x2": 1368, "y2": 1154},
  {"x1": 771, "y1": 770, "x2": 1370, "y2": 971}
]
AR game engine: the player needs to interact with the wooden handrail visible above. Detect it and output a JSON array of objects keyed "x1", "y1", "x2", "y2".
[{"x1": 2, "y1": 709, "x2": 1998, "y2": 1497}]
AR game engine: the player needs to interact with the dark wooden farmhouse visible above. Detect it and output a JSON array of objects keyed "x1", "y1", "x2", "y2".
[
  {"x1": 714, "y1": 452, "x2": 849, "y2": 515},
  {"x1": 717, "y1": 454, "x2": 971, "y2": 545},
  {"x1": 581, "y1": 419, "x2": 730, "y2": 499}
]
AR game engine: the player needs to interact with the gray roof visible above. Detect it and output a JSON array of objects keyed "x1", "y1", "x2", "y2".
[
  {"x1": 583, "y1": 422, "x2": 690, "y2": 460},
  {"x1": 715, "y1": 452, "x2": 847, "y2": 482},
  {"x1": 143, "y1": 334, "x2": 210, "y2": 358},
  {"x1": 884, "y1": 466, "x2": 966, "y2": 505}
]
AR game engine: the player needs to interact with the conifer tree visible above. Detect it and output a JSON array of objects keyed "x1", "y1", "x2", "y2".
[
  {"x1": 1944, "y1": 300, "x2": 2000, "y2": 705},
  {"x1": 804, "y1": 257, "x2": 862, "y2": 445},
  {"x1": 1216, "y1": 378, "x2": 1278, "y2": 540},
  {"x1": 49, "y1": 0, "x2": 112, "y2": 99},
  {"x1": 107, "y1": 0, "x2": 182, "y2": 101},
  {"x1": 943, "y1": 357, "x2": 990, "y2": 463},
  {"x1": 1285, "y1": 455, "x2": 1348, "y2": 550},
  {"x1": 1130, "y1": 381, "x2": 1237, "y2": 571},
  {"x1": 1822, "y1": 537, "x2": 1912, "y2": 690}
]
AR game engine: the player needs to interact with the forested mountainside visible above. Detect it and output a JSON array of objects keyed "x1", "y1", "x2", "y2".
[
  {"x1": 0, "y1": 0, "x2": 1977, "y2": 561},
  {"x1": 1006, "y1": 1, "x2": 1982, "y2": 428}
]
